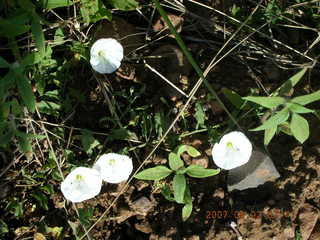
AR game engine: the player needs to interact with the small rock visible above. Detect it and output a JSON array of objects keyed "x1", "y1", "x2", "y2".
[
  {"x1": 130, "y1": 197, "x2": 154, "y2": 216},
  {"x1": 213, "y1": 188, "x2": 225, "y2": 199},
  {"x1": 228, "y1": 149, "x2": 280, "y2": 191}
]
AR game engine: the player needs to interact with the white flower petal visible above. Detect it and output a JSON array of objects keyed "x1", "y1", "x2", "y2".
[
  {"x1": 90, "y1": 38, "x2": 124, "y2": 74},
  {"x1": 61, "y1": 167, "x2": 102, "y2": 203},
  {"x1": 93, "y1": 153, "x2": 133, "y2": 183},
  {"x1": 212, "y1": 131, "x2": 252, "y2": 170}
]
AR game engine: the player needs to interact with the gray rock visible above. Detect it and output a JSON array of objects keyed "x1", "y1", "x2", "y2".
[{"x1": 227, "y1": 149, "x2": 280, "y2": 191}]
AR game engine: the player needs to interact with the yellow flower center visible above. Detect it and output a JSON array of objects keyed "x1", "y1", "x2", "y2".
[
  {"x1": 98, "y1": 50, "x2": 105, "y2": 57},
  {"x1": 108, "y1": 159, "x2": 116, "y2": 166},
  {"x1": 226, "y1": 142, "x2": 233, "y2": 148},
  {"x1": 75, "y1": 174, "x2": 84, "y2": 181}
]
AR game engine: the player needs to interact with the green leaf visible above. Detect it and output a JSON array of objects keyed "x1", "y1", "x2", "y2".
[
  {"x1": 15, "y1": 131, "x2": 33, "y2": 154},
  {"x1": 0, "y1": 129, "x2": 15, "y2": 147},
  {"x1": 16, "y1": 73, "x2": 36, "y2": 112},
  {"x1": 0, "y1": 56, "x2": 10, "y2": 68},
  {"x1": 134, "y1": 166, "x2": 173, "y2": 180},
  {"x1": 108, "y1": 0, "x2": 138, "y2": 10},
  {"x1": 31, "y1": 14, "x2": 46, "y2": 59},
  {"x1": 80, "y1": 130, "x2": 100, "y2": 155},
  {"x1": 251, "y1": 107, "x2": 290, "y2": 131},
  {"x1": 32, "y1": 192, "x2": 49, "y2": 211},
  {"x1": 194, "y1": 102, "x2": 205, "y2": 129},
  {"x1": 79, "y1": 208, "x2": 94, "y2": 226},
  {"x1": 222, "y1": 88, "x2": 245, "y2": 109},
  {"x1": 286, "y1": 102, "x2": 314, "y2": 114},
  {"x1": 168, "y1": 152, "x2": 184, "y2": 171},
  {"x1": 39, "y1": 0, "x2": 75, "y2": 9},
  {"x1": 182, "y1": 203, "x2": 193, "y2": 221},
  {"x1": 53, "y1": 28, "x2": 65, "y2": 45},
  {"x1": 275, "y1": 68, "x2": 308, "y2": 96},
  {"x1": 185, "y1": 165, "x2": 220, "y2": 178},
  {"x1": 243, "y1": 96, "x2": 285, "y2": 109},
  {"x1": 173, "y1": 174, "x2": 186, "y2": 204},
  {"x1": 80, "y1": 0, "x2": 112, "y2": 23},
  {"x1": 176, "y1": 145, "x2": 201, "y2": 157},
  {"x1": 14, "y1": 70, "x2": 36, "y2": 112},
  {"x1": 264, "y1": 126, "x2": 277, "y2": 146},
  {"x1": 37, "y1": 101, "x2": 61, "y2": 116},
  {"x1": 160, "y1": 185, "x2": 175, "y2": 201},
  {"x1": 107, "y1": 128, "x2": 133, "y2": 141},
  {"x1": 0, "y1": 219, "x2": 9, "y2": 235},
  {"x1": 290, "y1": 113, "x2": 309, "y2": 144},
  {"x1": 0, "y1": 18, "x2": 30, "y2": 38},
  {"x1": 291, "y1": 90, "x2": 320, "y2": 106}
]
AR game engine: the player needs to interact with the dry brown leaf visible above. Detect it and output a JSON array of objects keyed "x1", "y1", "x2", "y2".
[{"x1": 298, "y1": 203, "x2": 319, "y2": 240}]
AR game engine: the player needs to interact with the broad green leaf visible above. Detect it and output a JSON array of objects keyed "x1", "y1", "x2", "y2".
[
  {"x1": 286, "y1": 102, "x2": 314, "y2": 114},
  {"x1": 291, "y1": 90, "x2": 320, "y2": 106},
  {"x1": 0, "y1": 18, "x2": 30, "y2": 38},
  {"x1": 222, "y1": 88, "x2": 245, "y2": 109},
  {"x1": 173, "y1": 174, "x2": 186, "y2": 204},
  {"x1": 243, "y1": 96, "x2": 285, "y2": 109},
  {"x1": 39, "y1": 0, "x2": 75, "y2": 9},
  {"x1": 274, "y1": 68, "x2": 308, "y2": 96},
  {"x1": 290, "y1": 113, "x2": 309, "y2": 144},
  {"x1": 264, "y1": 126, "x2": 277, "y2": 146},
  {"x1": 108, "y1": 0, "x2": 138, "y2": 10},
  {"x1": 185, "y1": 165, "x2": 220, "y2": 178},
  {"x1": 134, "y1": 166, "x2": 172, "y2": 180},
  {"x1": 31, "y1": 14, "x2": 45, "y2": 59},
  {"x1": 182, "y1": 203, "x2": 193, "y2": 221},
  {"x1": 176, "y1": 145, "x2": 201, "y2": 157},
  {"x1": 0, "y1": 57, "x2": 10, "y2": 68},
  {"x1": 16, "y1": 73, "x2": 36, "y2": 112},
  {"x1": 251, "y1": 108, "x2": 290, "y2": 131},
  {"x1": 168, "y1": 152, "x2": 184, "y2": 171}
]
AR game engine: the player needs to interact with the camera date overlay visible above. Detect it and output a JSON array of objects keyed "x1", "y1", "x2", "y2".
[{"x1": 205, "y1": 209, "x2": 291, "y2": 221}]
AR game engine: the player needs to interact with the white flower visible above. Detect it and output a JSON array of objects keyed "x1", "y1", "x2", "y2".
[
  {"x1": 61, "y1": 167, "x2": 102, "y2": 203},
  {"x1": 93, "y1": 153, "x2": 133, "y2": 183},
  {"x1": 90, "y1": 38, "x2": 124, "y2": 74},
  {"x1": 212, "y1": 131, "x2": 252, "y2": 170}
]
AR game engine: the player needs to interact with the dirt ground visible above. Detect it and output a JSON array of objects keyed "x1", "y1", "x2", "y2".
[{"x1": 1, "y1": 1, "x2": 320, "y2": 240}]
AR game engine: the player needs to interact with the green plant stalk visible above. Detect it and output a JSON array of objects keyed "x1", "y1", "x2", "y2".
[{"x1": 152, "y1": 0, "x2": 241, "y2": 129}]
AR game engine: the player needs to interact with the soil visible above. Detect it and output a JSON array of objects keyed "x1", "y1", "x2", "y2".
[{"x1": 1, "y1": 2, "x2": 320, "y2": 240}]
